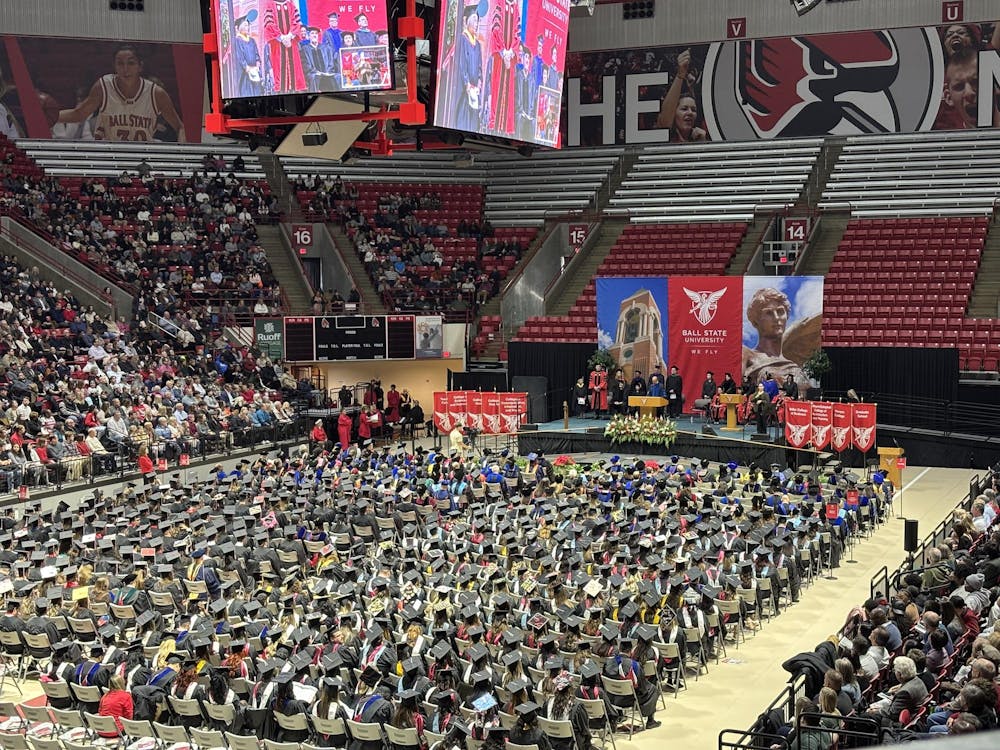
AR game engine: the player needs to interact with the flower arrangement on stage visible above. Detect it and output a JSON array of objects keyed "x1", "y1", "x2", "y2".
[
  {"x1": 604, "y1": 414, "x2": 678, "y2": 448},
  {"x1": 552, "y1": 455, "x2": 576, "y2": 466}
]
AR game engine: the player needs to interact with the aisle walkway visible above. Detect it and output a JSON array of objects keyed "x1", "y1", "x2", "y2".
[{"x1": 621, "y1": 465, "x2": 977, "y2": 750}]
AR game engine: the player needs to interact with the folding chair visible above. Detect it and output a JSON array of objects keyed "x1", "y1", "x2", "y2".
[
  {"x1": 204, "y1": 701, "x2": 237, "y2": 726},
  {"x1": 714, "y1": 599, "x2": 745, "y2": 647},
  {"x1": 652, "y1": 642, "x2": 685, "y2": 698},
  {"x1": 736, "y1": 588, "x2": 761, "y2": 629},
  {"x1": 49, "y1": 708, "x2": 88, "y2": 743},
  {"x1": 148, "y1": 591, "x2": 177, "y2": 618},
  {"x1": 17, "y1": 704, "x2": 53, "y2": 738},
  {"x1": 346, "y1": 719, "x2": 385, "y2": 749},
  {"x1": 497, "y1": 712, "x2": 516, "y2": 730},
  {"x1": 181, "y1": 580, "x2": 208, "y2": 600},
  {"x1": 600, "y1": 676, "x2": 639, "y2": 739},
  {"x1": 39, "y1": 682, "x2": 71, "y2": 707},
  {"x1": 167, "y1": 696, "x2": 204, "y2": 725},
  {"x1": 21, "y1": 633, "x2": 53, "y2": 674},
  {"x1": 264, "y1": 741, "x2": 302, "y2": 750},
  {"x1": 83, "y1": 712, "x2": 121, "y2": 742},
  {"x1": 0, "y1": 631, "x2": 27, "y2": 686},
  {"x1": 423, "y1": 730, "x2": 445, "y2": 749},
  {"x1": 757, "y1": 577, "x2": 778, "y2": 620},
  {"x1": 274, "y1": 711, "x2": 310, "y2": 741},
  {"x1": 109, "y1": 604, "x2": 137, "y2": 631},
  {"x1": 25, "y1": 738, "x2": 61, "y2": 750},
  {"x1": 681, "y1": 628, "x2": 708, "y2": 679},
  {"x1": 383, "y1": 725, "x2": 420, "y2": 750},
  {"x1": 537, "y1": 718, "x2": 577, "y2": 750},
  {"x1": 309, "y1": 715, "x2": 345, "y2": 746},
  {"x1": 119, "y1": 717, "x2": 156, "y2": 747},
  {"x1": 798, "y1": 547, "x2": 814, "y2": 587},
  {"x1": 66, "y1": 618, "x2": 97, "y2": 643},
  {"x1": 69, "y1": 684, "x2": 102, "y2": 710},
  {"x1": 706, "y1": 612, "x2": 726, "y2": 662},
  {"x1": 506, "y1": 744, "x2": 539, "y2": 750},
  {"x1": 225, "y1": 732, "x2": 264, "y2": 750},
  {"x1": 0, "y1": 735, "x2": 30, "y2": 750},
  {"x1": 775, "y1": 568, "x2": 792, "y2": 612},
  {"x1": 191, "y1": 726, "x2": 227, "y2": 750},
  {"x1": 641, "y1": 660, "x2": 667, "y2": 709},
  {"x1": 152, "y1": 722, "x2": 190, "y2": 747}
]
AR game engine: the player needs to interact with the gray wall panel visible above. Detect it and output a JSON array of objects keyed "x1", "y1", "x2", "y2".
[
  {"x1": 4, "y1": 0, "x2": 203, "y2": 43},
  {"x1": 569, "y1": 0, "x2": 999, "y2": 52}
]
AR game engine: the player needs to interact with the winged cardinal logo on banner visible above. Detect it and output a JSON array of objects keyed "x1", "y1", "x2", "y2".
[
  {"x1": 832, "y1": 426, "x2": 850, "y2": 448},
  {"x1": 853, "y1": 425, "x2": 875, "y2": 448},
  {"x1": 812, "y1": 424, "x2": 831, "y2": 445},
  {"x1": 788, "y1": 423, "x2": 809, "y2": 446},
  {"x1": 485, "y1": 415, "x2": 500, "y2": 433},
  {"x1": 683, "y1": 287, "x2": 727, "y2": 326}
]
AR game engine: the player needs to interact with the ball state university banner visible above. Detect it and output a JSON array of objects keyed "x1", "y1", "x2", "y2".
[
  {"x1": 562, "y1": 20, "x2": 1000, "y2": 146},
  {"x1": 597, "y1": 276, "x2": 823, "y2": 409}
]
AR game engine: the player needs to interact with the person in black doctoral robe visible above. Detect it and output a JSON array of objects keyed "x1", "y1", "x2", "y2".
[
  {"x1": 609, "y1": 372, "x2": 628, "y2": 415},
  {"x1": 665, "y1": 366, "x2": 683, "y2": 419}
]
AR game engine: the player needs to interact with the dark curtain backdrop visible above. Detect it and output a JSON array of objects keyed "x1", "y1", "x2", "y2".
[
  {"x1": 508, "y1": 342, "x2": 596, "y2": 424},
  {"x1": 823, "y1": 347, "x2": 959, "y2": 429},
  {"x1": 449, "y1": 370, "x2": 509, "y2": 392}
]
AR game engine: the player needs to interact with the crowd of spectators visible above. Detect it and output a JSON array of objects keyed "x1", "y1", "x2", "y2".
[
  {"x1": 292, "y1": 176, "x2": 525, "y2": 316},
  {"x1": 766, "y1": 485, "x2": 1000, "y2": 745},
  {"x1": 0, "y1": 252, "x2": 304, "y2": 491},
  {"x1": 0, "y1": 440, "x2": 885, "y2": 748},
  {"x1": 0, "y1": 135, "x2": 285, "y2": 340}
]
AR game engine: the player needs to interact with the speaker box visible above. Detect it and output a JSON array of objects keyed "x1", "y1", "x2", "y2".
[
  {"x1": 904, "y1": 519, "x2": 919, "y2": 553},
  {"x1": 701, "y1": 425, "x2": 717, "y2": 436},
  {"x1": 521, "y1": 423, "x2": 539, "y2": 432},
  {"x1": 586, "y1": 427, "x2": 605, "y2": 435},
  {"x1": 749, "y1": 433, "x2": 771, "y2": 442}
]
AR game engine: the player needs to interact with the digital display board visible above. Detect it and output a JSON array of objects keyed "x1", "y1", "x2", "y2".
[
  {"x1": 432, "y1": 0, "x2": 571, "y2": 147},
  {"x1": 315, "y1": 315, "x2": 387, "y2": 361},
  {"x1": 214, "y1": 0, "x2": 393, "y2": 100},
  {"x1": 283, "y1": 317, "x2": 316, "y2": 361},
  {"x1": 387, "y1": 315, "x2": 416, "y2": 359}
]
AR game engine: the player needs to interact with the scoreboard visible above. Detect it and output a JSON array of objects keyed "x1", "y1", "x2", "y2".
[{"x1": 282, "y1": 315, "x2": 440, "y2": 361}]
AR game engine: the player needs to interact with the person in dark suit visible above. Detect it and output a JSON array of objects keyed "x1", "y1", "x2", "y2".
[{"x1": 867, "y1": 655, "x2": 927, "y2": 722}]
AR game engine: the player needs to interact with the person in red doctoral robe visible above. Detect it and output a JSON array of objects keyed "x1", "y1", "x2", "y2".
[
  {"x1": 487, "y1": 0, "x2": 520, "y2": 136},
  {"x1": 337, "y1": 410, "x2": 353, "y2": 450},
  {"x1": 588, "y1": 364, "x2": 608, "y2": 419},
  {"x1": 358, "y1": 406, "x2": 374, "y2": 442},
  {"x1": 263, "y1": 0, "x2": 305, "y2": 93},
  {"x1": 385, "y1": 385, "x2": 401, "y2": 423}
]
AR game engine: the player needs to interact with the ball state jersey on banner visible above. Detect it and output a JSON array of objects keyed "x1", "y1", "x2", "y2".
[{"x1": 95, "y1": 74, "x2": 159, "y2": 142}]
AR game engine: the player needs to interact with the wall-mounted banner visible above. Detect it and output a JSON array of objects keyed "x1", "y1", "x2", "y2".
[
  {"x1": 433, "y1": 391, "x2": 528, "y2": 435},
  {"x1": 563, "y1": 20, "x2": 999, "y2": 145}
]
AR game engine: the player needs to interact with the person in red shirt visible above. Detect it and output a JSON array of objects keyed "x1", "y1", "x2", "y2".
[
  {"x1": 98, "y1": 674, "x2": 133, "y2": 736},
  {"x1": 311, "y1": 419, "x2": 330, "y2": 451},
  {"x1": 137, "y1": 445, "x2": 154, "y2": 476},
  {"x1": 951, "y1": 595, "x2": 980, "y2": 638}
]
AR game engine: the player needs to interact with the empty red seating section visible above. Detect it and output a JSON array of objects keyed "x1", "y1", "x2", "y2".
[
  {"x1": 823, "y1": 217, "x2": 994, "y2": 368},
  {"x1": 513, "y1": 222, "x2": 747, "y2": 343}
]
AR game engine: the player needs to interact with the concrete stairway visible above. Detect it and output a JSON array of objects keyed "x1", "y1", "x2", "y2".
[
  {"x1": 794, "y1": 139, "x2": 844, "y2": 211},
  {"x1": 546, "y1": 218, "x2": 628, "y2": 315},
  {"x1": 797, "y1": 211, "x2": 850, "y2": 277},
  {"x1": 967, "y1": 215, "x2": 1000, "y2": 318},
  {"x1": 325, "y1": 223, "x2": 387, "y2": 314},
  {"x1": 256, "y1": 224, "x2": 313, "y2": 314},
  {"x1": 727, "y1": 215, "x2": 772, "y2": 275},
  {"x1": 258, "y1": 151, "x2": 305, "y2": 222}
]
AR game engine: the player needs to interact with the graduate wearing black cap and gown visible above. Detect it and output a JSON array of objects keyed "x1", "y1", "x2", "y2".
[{"x1": 349, "y1": 666, "x2": 393, "y2": 750}]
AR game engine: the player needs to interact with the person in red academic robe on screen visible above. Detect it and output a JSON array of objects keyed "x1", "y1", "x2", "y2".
[
  {"x1": 263, "y1": 0, "x2": 305, "y2": 93},
  {"x1": 588, "y1": 364, "x2": 608, "y2": 419},
  {"x1": 487, "y1": 0, "x2": 520, "y2": 136},
  {"x1": 337, "y1": 409, "x2": 353, "y2": 450}
]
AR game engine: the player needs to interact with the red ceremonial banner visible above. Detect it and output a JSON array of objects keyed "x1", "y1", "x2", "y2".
[
  {"x1": 784, "y1": 400, "x2": 812, "y2": 448},
  {"x1": 852, "y1": 403, "x2": 878, "y2": 453},
  {"x1": 667, "y1": 276, "x2": 743, "y2": 412},
  {"x1": 482, "y1": 393, "x2": 501, "y2": 435},
  {"x1": 831, "y1": 402, "x2": 853, "y2": 452},
  {"x1": 448, "y1": 391, "x2": 469, "y2": 432},
  {"x1": 466, "y1": 392, "x2": 483, "y2": 431},
  {"x1": 433, "y1": 391, "x2": 452, "y2": 433},
  {"x1": 811, "y1": 401, "x2": 832, "y2": 450},
  {"x1": 499, "y1": 393, "x2": 527, "y2": 434}
]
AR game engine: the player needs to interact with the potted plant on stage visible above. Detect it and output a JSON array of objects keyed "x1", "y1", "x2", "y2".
[
  {"x1": 604, "y1": 414, "x2": 677, "y2": 452},
  {"x1": 587, "y1": 348, "x2": 616, "y2": 373},
  {"x1": 803, "y1": 348, "x2": 831, "y2": 400}
]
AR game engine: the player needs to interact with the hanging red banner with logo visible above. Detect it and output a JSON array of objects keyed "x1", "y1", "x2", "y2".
[
  {"x1": 499, "y1": 393, "x2": 528, "y2": 434},
  {"x1": 810, "y1": 401, "x2": 832, "y2": 450},
  {"x1": 667, "y1": 276, "x2": 744, "y2": 412},
  {"x1": 466, "y1": 392, "x2": 483, "y2": 431},
  {"x1": 482, "y1": 393, "x2": 501, "y2": 435},
  {"x1": 851, "y1": 403, "x2": 877, "y2": 453},
  {"x1": 433, "y1": 391, "x2": 451, "y2": 433},
  {"x1": 784, "y1": 400, "x2": 812, "y2": 448},
  {"x1": 448, "y1": 391, "x2": 469, "y2": 433},
  {"x1": 831, "y1": 402, "x2": 853, "y2": 452}
]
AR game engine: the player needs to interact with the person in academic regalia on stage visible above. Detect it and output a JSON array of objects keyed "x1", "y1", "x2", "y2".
[
  {"x1": 338, "y1": 409, "x2": 353, "y2": 450},
  {"x1": 588, "y1": 364, "x2": 608, "y2": 419},
  {"x1": 486, "y1": 0, "x2": 521, "y2": 136},
  {"x1": 572, "y1": 378, "x2": 590, "y2": 418},
  {"x1": 609, "y1": 369, "x2": 628, "y2": 415},
  {"x1": 453, "y1": 5, "x2": 485, "y2": 133},
  {"x1": 234, "y1": 10, "x2": 265, "y2": 98},
  {"x1": 263, "y1": 0, "x2": 306, "y2": 93}
]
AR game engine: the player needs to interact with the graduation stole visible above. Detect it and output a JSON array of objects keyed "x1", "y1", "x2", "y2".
[
  {"x1": 187, "y1": 562, "x2": 201, "y2": 581},
  {"x1": 149, "y1": 667, "x2": 175, "y2": 686},
  {"x1": 75, "y1": 661, "x2": 101, "y2": 687},
  {"x1": 354, "y1": 694, "x2": 381, "y2": 721}
]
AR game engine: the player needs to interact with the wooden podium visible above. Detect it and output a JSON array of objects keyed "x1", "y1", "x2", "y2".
[
  {"x1": 878, "y1": 446, "x2": 904, "y2": 489},
  {"x1": 628, "y1": 396, "x2": 667, "y2": 419},
  {"x1": 719, "y1": 393, "x2": 743, "y2": 431}
]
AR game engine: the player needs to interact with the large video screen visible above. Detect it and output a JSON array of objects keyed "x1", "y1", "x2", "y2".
[
  {"x1": 214, "y1": 0, "x2": 393, "y2": 99},
  {"x1": 432, "y1": 0, "x2": 571, "y2": 147}
]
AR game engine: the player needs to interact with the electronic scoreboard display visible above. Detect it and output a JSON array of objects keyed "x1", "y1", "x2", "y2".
[{"x1": 281, "y1": 316, "x2": 444, "y2": 361}]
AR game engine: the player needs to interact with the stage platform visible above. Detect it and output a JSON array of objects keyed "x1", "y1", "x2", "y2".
[{"x1": 517, "y1": 414, "x2": 821, "y2": 468}]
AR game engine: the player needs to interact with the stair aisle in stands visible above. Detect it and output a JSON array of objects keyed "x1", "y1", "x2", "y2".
[
  {"x1": 255, "y1": 225, "x2": 314, "y2": 314},
  {"x1": 966, "y1": 214, "x2": 1000, "y2": 319},
  {"x1": 797, "y1": 211, "x2": 850, "y2": 277},
  {"x1": 326, "y1": 223, "x2": 388, "y2": 315},
  {"x1": 726, "y1": 215, "x2": 772, "y2": 275}
]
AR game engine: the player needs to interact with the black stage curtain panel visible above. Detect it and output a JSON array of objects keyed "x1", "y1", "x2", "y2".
[
  {"x1": 449, "y1": 370, "x2": 509, "y2": 393},
  {"x1": 823, "y1": 347, "x2": 958, "y2": 429},
  {"x1": 508, "y1": 341, "x2": 596, "y2": 424}
]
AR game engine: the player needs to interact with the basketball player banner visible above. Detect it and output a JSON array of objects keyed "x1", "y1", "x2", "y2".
[
  {"x1": 562, "y1": 20, "x2": 1000, "y2": 147},
  {"x1": 597, "y1": 276, "x2": 823, "y2": 412},
  {"x1": 0, "y1": 36, "x2": 204, "y2": 142},
  {"x1": 433, "y1": 391, "x2": 528, "y2": 434}
]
